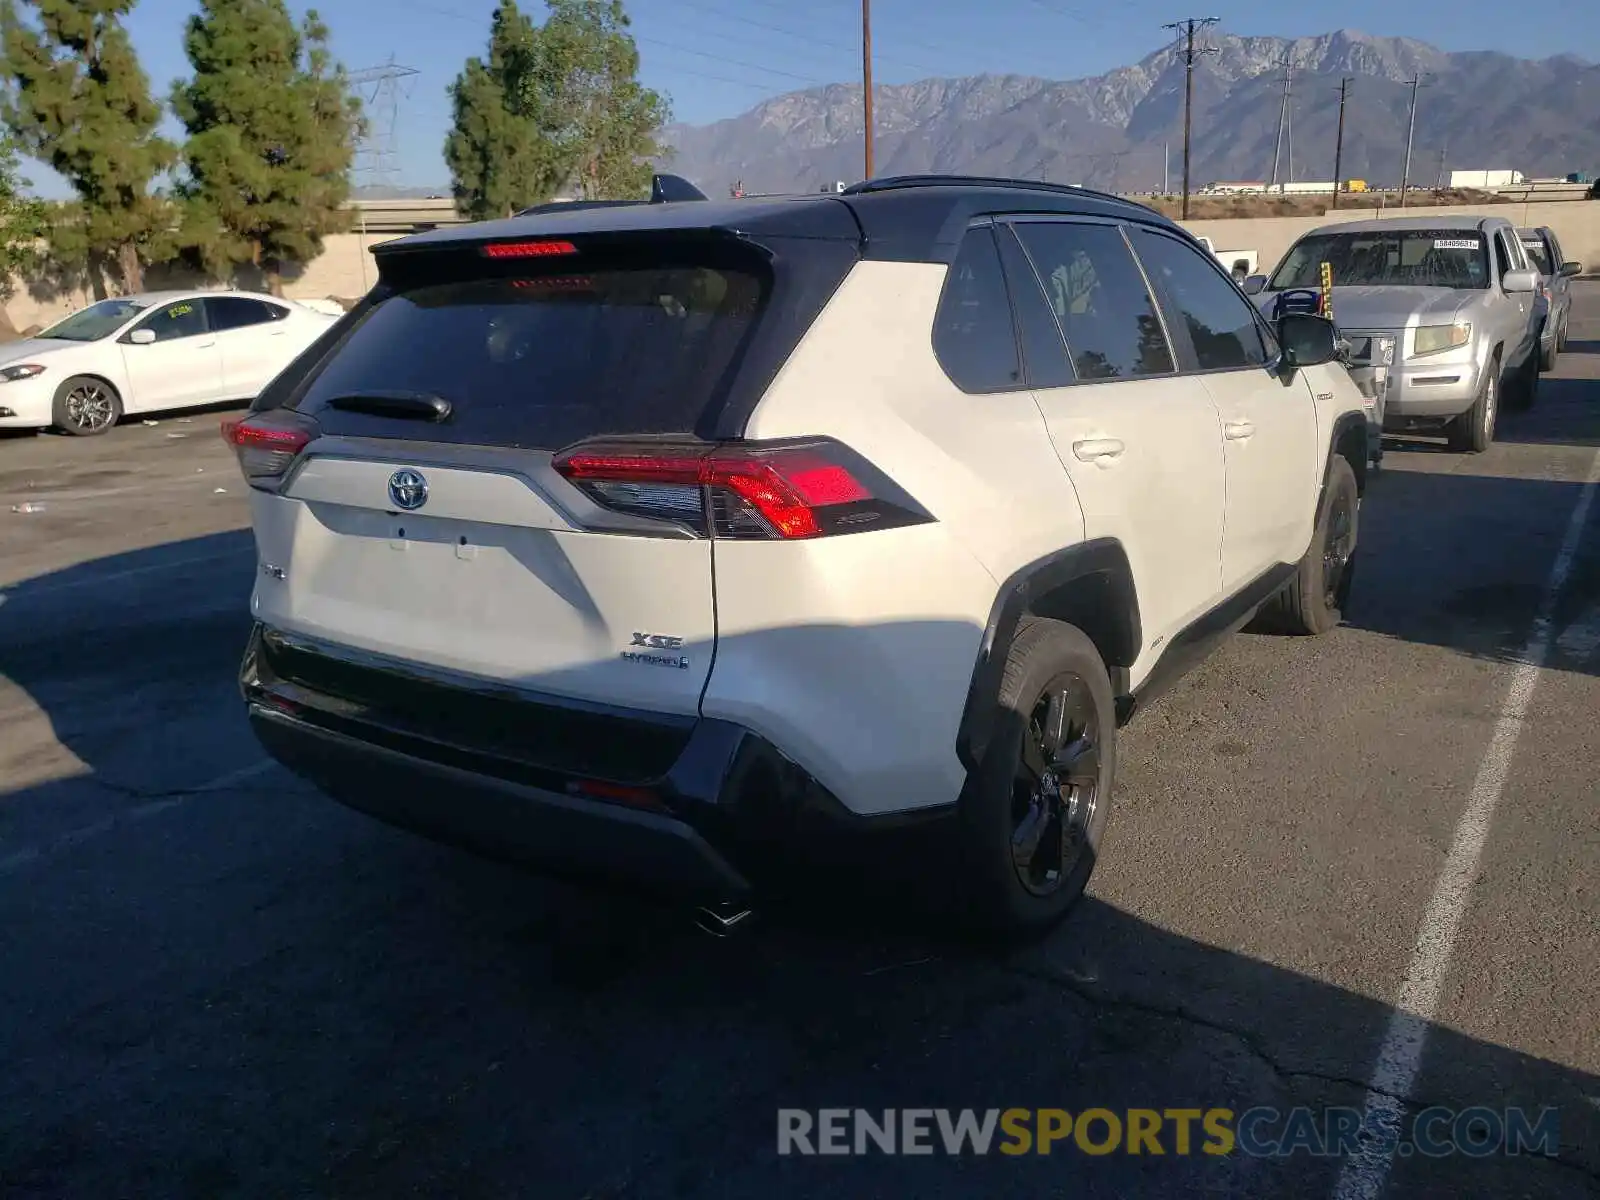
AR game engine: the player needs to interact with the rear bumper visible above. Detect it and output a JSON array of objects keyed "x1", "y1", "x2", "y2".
[
  {"x1": 250, "y1": 704, "x2": 753, "y2": 900},
  {"x1": 241, "y1": 624, "x2": 945, "y2": 901}
]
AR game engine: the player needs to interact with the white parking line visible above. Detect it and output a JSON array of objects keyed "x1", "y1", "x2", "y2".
[
  {"x1": 1333, "y1": 447, "x2": 1600, "y2": 1200},
  {"x1": 0, "y1": 759, "x2": 277, "y2": 879}
]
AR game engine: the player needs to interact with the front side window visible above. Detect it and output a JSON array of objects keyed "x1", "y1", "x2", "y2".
[
  {"x1": 1132, "y1": 229, "x2": 1269, "y2": 371},
  {"x1": 134, "y1": 299, "x2": 209, "y2": 342},
  {"x1": 1013, "y1": 221, "x2": 1175, "y2": 380},
  {"x1": 932, "y1": 226, "x2": 1023, "y2": 394},
  {"x1": 1268, "y1": 230, "x2": 1490, "y2": 290}
]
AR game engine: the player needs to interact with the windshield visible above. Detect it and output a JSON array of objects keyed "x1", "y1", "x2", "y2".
[
  {"x1": 1268, "y1": 230, "x2": 1490, "y2": 290},
  {"x1": 1520, "y1": 238, "x2": 1552, "y2": 275},
  {"x1": 36, "y1": 298, "x2": 149, "y2": 341}
]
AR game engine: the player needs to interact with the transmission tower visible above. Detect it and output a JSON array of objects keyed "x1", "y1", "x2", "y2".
[{"x1": 348, "y1": 56, "x2": 420, "y2": 190}]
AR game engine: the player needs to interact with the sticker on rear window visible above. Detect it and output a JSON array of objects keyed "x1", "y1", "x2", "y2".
[{"x1": 1433, "y1": 239, "x2": 1478, "y2": 250}]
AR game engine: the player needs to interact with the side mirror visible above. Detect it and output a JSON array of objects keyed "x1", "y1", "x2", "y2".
[
  {"x1": 1501, "y1": 268, "x2": 1538, "y2": 294},
  {"x1": 1560, "y1": 261, "x2": 1583, "y2": 278},
  {"x1": 127, "y1": 328, "x2": 156, "y2": 345},
  {"x1": 1241, "y1": 274, "x2": 1268, "y2": 295},
  {"x1": 1277, "y1": 312, "x2": 1340, "y2": 370}
]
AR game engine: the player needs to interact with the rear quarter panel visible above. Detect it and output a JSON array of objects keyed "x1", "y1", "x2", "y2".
[{"x1": 705, "y1": 260, "x2": 1089, "y2": 817}]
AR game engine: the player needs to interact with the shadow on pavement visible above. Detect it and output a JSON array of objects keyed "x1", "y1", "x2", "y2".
[
  {"x1": 1346, "y1": 464, "x2": 1600, "y2": 678},
  {"x1": 1, "y1": 532, "x2": 1598, "y2": 1197}
]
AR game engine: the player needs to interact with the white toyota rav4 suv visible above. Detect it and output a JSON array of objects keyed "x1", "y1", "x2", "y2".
[{"x1": 229, "y1": 176, "x2": 1369, "y2": 937}]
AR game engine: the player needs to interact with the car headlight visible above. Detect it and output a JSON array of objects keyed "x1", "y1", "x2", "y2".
[
  {"x1": 1412, "y1": 323, "x2": 1472, "y2": 357},
  {"x1": 0, "y1": 363, "x2": 46, "y2": 382}
]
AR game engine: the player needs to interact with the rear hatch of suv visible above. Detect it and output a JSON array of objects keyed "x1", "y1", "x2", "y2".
[{"x1": 229, "y1": 207, "x2": 863, "y2": 775}]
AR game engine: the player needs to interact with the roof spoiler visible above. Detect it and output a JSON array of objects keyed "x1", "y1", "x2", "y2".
[{"x1": 515, "y1": 173, "x2": 707, "y2": 217}]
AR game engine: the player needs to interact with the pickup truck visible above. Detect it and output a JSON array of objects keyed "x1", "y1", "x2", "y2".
[{"x1": 1194, "y1": 235, "x2": 1259, "y2": 283}]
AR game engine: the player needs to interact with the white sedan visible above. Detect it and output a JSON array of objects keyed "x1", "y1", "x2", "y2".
[{"x1": 0, "y1": 290, "x2": 340, "y2": 436}]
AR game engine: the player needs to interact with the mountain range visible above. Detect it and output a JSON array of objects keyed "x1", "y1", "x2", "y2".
[{"x1": 660, "y1": 29, "x2": 1600, "y2": 195}]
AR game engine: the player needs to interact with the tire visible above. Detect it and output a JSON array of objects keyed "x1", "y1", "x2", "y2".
[
  {"x1": 1539, "y1": 331, "x2": 1557, "y2": 374},
  {"x1": 959, "y1": 617, "x2": 1115, "y2": 941},
  {"x1": 51, "y1": 375, "x2": 123, "y2": 437},
  {"x1": 1446, "y1": 354, "x2": 1499, "y2": 451},
  {"x1": 1256, "y1": 456, "x2": 1359, "y2": 637}
]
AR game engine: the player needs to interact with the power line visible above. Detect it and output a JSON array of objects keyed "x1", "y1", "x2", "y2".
[
  {"x1": 1161, "y1": 16, "x2": 1218, "y2": 220},
  {"x1": 669, "y1": 0, "x2": 943, "y2": 77}
]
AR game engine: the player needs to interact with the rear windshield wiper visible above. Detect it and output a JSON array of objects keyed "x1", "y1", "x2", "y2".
[{"x1": 323, "y1": 391, "x2": 452, "y2": 421}]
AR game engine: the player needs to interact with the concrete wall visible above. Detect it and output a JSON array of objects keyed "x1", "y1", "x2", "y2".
[
  {"x1": 2, "y1": 229, "x2": 404, "y2": 332},
  {"x1": 1182, "y1": 199, "x2": 1600, "y2": 278},
  {"x1": 6, "y1": 198, "x2": 1599, "y2": 331}
]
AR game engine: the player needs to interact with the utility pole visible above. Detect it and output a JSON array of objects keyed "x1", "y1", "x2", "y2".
[
  {"x1": 1164, "y1": 141, "x2": 1169, "y2": 194},
  {"x1": 1331, "y1": 76, "x2": 1352, "y2": 209},
  {"x1": 1270, "y1": 52, "x2": 1297, "y2": 190},
  {"x1": 1162, "y1": 17, "x2": 1219, "y2": 220},
  {"x1": 1398, "y1": 72, "x2": 1433, "y2": 209},
  {"x1": 861, "y1": 0, "x2": 875, "y2": 179}
]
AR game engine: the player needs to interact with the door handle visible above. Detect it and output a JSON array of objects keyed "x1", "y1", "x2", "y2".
[
  {"x1": 1072, "y1": 437, "x2": 1125, "y2": 462},
  {"x1": 1224, "y1": 420, "x2": 1255, "y2": 441},
  {"x1": 195, "y1": 339, "x2": 216, "y2": 348}
]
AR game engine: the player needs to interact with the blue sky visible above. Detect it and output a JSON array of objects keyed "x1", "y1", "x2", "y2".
[{"x1": 20, "y1": 0, "x2": 1594, "y2": 197}]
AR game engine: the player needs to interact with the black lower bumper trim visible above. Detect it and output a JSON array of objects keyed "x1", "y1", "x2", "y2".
[{"x1": 251, "y1": 705, "x2": 753, "y2": 901}]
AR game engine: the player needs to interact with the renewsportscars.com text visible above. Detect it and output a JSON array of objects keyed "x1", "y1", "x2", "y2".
[{"x1": 777, "y1": 1107, "x2": 1560, "y2": 1159}]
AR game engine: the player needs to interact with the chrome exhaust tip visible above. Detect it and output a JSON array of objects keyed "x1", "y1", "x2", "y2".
[{"x1": 693, "y1": 902, "x2": 756, "y2": 938}]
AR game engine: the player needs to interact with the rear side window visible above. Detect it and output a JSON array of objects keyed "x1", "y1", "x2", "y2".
[
  {"x1": 1520, "y1": 237, "x2": 1552, "y2": 275},
  {"x1": 296, "y1": 256, "x2": 768, "y2": 449},
  {"x1": 1012, "y1": 221, "x2": 1175, "y2": 380},
  {"x1": 1132, "y1": 229, "x2": 1270, "y2": 371},
  {"x1": 208, "y1": 296, "x2": 287, "y2": 331},
  {"x1": 933, "y1": 226, "x2": 1023, "y2": 393}
]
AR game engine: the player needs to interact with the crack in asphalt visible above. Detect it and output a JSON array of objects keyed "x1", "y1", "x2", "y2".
[{"x1": 1000, "y1": 961, "x2": 1600, "y2": 1187}]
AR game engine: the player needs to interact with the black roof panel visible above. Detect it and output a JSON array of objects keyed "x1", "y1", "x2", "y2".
[{"x1": 376, "y1": 177, "x2": 1184, "y2": 266}]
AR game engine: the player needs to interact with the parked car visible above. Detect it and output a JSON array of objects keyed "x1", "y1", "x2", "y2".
[
  {"x1": 1243, "y1": 215, "x2": 1544, "y2": 452},
  {"x1": 227, "y1": 175, "x2": 1368, "y2": 939},
  {"x1": 1194, "y1": 234, "x2": 1259, "y2": 282},
  {"x1": 1518, "y1": 225, "x2": 1583, "y2": 370},
  {"x1": 0, "y1": 290, "x2": 339, "y2": 436}
]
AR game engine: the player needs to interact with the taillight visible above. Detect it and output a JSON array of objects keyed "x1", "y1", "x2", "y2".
[
  {"x1": 221, "y1": 410, "x2": 319, "y2": 490},
  {"x1": 552, "y1": 438, "x2": 932, "y2": 540}
]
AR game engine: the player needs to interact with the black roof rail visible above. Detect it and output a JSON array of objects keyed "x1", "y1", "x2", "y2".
[
  {"x1": 841, "y1": 174, "x2": 1136, "y2": 208},
  {"x1": 515, "y1": 173, "x2": 708, "y2": 218}
]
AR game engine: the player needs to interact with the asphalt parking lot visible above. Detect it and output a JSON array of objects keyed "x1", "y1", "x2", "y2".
[{"x1": 3, "y1": 291, "x2": 1599, "y2": 1200}]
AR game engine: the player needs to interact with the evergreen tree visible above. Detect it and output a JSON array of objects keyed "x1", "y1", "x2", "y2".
[
  {"x1": 172, "y1": 0, "x2": 362, "y2": 295},
  {"x1": 0, "y1": 134, "x2": 47, "y2": 300},
  {"x1": 1, "y1": 0, "x2": 175, "y2": 293},
  {"x1": 509, "y1": 0, "x2": 667, "y2": 201},
  {"x1": 444, "y1": 0, "x2": 550, "y2": 220}
]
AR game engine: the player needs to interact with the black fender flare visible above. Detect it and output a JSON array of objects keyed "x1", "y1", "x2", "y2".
[
  {"x1": 956, "y1": 538, "x2": 1141, "y2": 773},
  {"x1": 1323, "y1": 410, "x2": 1369, "y2": 503}
]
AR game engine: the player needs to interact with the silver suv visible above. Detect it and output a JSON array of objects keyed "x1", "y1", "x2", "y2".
[{"x1": 1245, "y1": 215, "x2": 1543, "y2": 453}]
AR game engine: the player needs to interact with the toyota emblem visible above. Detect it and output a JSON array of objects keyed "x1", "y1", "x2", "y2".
[{"x1": 388, "y1": 467, "x2": 429, "y2": 511}]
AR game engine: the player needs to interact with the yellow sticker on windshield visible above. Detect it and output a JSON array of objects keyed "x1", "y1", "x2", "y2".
[{"x1": 167, "y1": 303, "x2": 193, "y2": 318}]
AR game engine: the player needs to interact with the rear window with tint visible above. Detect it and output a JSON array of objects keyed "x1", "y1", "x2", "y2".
[{"x1": 296, "y1": 262, "x2": 767, "y2": 449}]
